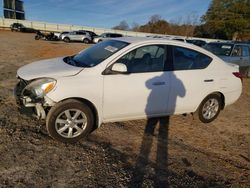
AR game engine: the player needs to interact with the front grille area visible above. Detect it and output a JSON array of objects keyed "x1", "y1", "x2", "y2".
[{"x1": 14, "y1": 77, "x2": 29, "y2": 105}]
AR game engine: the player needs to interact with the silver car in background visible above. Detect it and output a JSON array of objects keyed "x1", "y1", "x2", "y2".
[
  {"x1": 205, "y1": 42, "x2": 250, "y2": 77},
  {"x1": 93, "y1": 33, "x2": 123, "y2": 43},
  {"x1": 61, "y1": 31, "x2": 92, "y2": 43}
]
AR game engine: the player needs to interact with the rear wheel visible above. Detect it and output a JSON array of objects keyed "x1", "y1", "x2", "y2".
[
  {"x1": 46, "y1": 99, "x2": 94, "y2": 143},
  {"x1": 35, "y1": 35, "x2": 40, "y2": 40},
  {"x1": 83, "y1": 38, "x2": 90, "y2": 44},
  {"x1": 195, "y1": 94, "x2": 222, "y2": 123},
  {"x1": 245, "y1": 66, "x2": 250, "y2": 78}
]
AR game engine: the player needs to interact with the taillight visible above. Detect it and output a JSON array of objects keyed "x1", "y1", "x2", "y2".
[{"x1": 233, "y1": 72, "x2": 243, "y2": 83}]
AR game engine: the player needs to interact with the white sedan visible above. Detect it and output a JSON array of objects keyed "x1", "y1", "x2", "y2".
[{"x1": 15, "y1": 37, "x2": 242, "y2": 143}]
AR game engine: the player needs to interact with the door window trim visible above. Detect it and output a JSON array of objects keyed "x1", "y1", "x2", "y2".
[
  {"x1": 169, "y1": 45, "x2": 212, "y2": 71},
  {"x1": 102, "y1": 44, "x2": 172, "y2": 75}
]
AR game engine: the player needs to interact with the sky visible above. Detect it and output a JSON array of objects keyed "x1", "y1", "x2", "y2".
[{"x1": 0, "y1": 0, "x2": 211, "y2": 28}]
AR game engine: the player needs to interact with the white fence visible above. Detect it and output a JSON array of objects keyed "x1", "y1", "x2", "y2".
[
  {"x1": 0, "y1": 17, "x2": 221, "y2": 42},
  {"x1": 0, "y1": 17, "x2": 160, "y2": 37}
]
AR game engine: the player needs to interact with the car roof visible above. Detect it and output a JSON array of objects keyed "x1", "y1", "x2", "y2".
[
  {"x1": 113, "y1": 36, "x2": 184, "y2": 44},
  {"x1": 112, "y1": 37, "x2": 222, "y2": 60}
]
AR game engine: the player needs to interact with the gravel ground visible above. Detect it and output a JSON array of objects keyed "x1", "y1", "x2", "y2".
[{"x1": 0, "y1": 30, "x2": 249, "y2": 188}]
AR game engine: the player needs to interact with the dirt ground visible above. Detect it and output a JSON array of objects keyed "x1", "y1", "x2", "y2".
[{"x1": 0, "y1": 30, "x2": 249, "y2": 188}]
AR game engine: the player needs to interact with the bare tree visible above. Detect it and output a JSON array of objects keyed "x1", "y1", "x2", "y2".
[
  {"x1": 149, "y1": 14, "x2": 162, "y2": 24},
  {"x1": 112, "y1": 20, "x2": 130, "y2": 30},
  {"x1": 131, "y1": 22, "x2": 140, "y2": 31}
]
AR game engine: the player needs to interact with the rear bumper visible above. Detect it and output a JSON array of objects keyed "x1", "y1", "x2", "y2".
[{"x1": 224, "y1": 90, "x2": 242, "y2": 107}]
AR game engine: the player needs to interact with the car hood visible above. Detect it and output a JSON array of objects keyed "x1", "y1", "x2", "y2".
[{"x1": 17, "y1": 57, "x2": 83, "y2": 80}]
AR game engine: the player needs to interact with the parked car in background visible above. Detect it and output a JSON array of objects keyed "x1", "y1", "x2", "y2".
[
  {"x1": 15, "y1": 37, "x2": 242, "y2": 143},
  {"x1": 61, "y1": 31, "x2": 93, "y2": 43},
  {"x1": 93, "y1": 33, "x2": 123, "y2": 43},
  {"x1": 10, "y1": 23, "x2": 24, "y2": 32},
  {"x1": 10, "y1": 23, "x2": 36, "y2": 33},
  {"x1": 186, "y1": 39, "x2": 207, "y2": 47},
  {"x1": 204, "y1": 42, "x2": 250, "y2": 77}
]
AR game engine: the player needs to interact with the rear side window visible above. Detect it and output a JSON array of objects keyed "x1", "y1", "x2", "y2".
[
  {"x1": 242, "y1": 46, "x2": 249, "y2": 56},
  {"x1": 77, "y1": 31, "x2": 86, "y2": 35},
  {"x1": 173, "y1": 46, "x2": 212, "y2": 70}
]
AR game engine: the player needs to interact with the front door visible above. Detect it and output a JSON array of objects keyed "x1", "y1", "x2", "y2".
[{"x1": 103, "y1": 45, "x2": 170, "y2": 121}]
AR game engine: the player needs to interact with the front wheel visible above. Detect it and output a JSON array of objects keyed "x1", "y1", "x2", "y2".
[
  {"x1": 195, "y1": 94, "x2": 222, "y2": 123},
  {"x1": 35, "y1": 35, "x2": 40, "y2": 40},
  {"x1": 46, "y1": 99, "x2": 94, "y2": 143},
  {"x1": 63, "y1": 37, "x2": 70, "y2": 43}
]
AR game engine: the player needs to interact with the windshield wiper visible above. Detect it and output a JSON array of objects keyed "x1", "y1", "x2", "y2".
[{"x1": 64, "y1": 56, "x2": 91, "y2": 67}]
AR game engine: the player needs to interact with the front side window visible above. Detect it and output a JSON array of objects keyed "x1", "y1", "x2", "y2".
[
  {"x1": 115, "y1": 45, "x2": 166, "y2": 73},
  {"x1": 64, "y1": 40, "x2": 129, "y2": 67},
  {"x1": 173, "y1": 46, "x2": 212, "y2": 70}
]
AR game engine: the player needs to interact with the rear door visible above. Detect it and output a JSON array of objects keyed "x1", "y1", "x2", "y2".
[
  {"x1": 241, "y1": 45, "x2": 250, "y2": 66},
  {"x1": 167, "y1": 45, "x2": 213, "y2": 114},
  {"x1": 76, "y1": 31, "x2": 85, "y2": 41},
  {"x1": 231, "y1": 45, "x2": 244, "y2": 66}
]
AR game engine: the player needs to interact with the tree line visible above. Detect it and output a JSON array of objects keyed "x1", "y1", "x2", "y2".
[{"x1": 112, "y1": 0, "x2": 250, "y2": 40}]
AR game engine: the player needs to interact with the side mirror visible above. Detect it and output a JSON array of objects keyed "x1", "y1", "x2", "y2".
[{"x1": 111, "y1": 63, "x2": 128, "y2": 73}]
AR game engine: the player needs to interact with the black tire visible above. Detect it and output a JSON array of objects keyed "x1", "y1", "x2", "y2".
[
  {"x1": 63, "y1": 37, "x2": 70, "y2": 43},
  {"x1": 98, "y1": 39, "x2": 102, "y2": 43},
  {"x1": 46, "y1": 99, "x2": 94, "y2": 143},
  {"x1": 35, "y1": 35, "x2": 40, "y2": 40},
  {"x1": 245, "y1": 67, "x2": 250, "y2": 78},
  {"x1": 195, "y1": 94, "x2": 222, "y2": 123},
  {"x1": 83, "y1": 38, "x2": 90, "y2": 44}
]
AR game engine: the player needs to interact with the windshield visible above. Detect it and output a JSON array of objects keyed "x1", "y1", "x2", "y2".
[
  {"x1": 204, "y1": 43, "x2": 233, "y2": 56},
  {"x1": 64, "y1": 40, "x2": 129, "y2": 67}
]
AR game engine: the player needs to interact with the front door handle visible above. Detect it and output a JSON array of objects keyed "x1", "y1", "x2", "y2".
[
  {"x1": 204, "y1": 79, "x2": 214, "y2": 82},
  {"x1": 153, "y1": 81, "x2": 166, "y2": 86}
]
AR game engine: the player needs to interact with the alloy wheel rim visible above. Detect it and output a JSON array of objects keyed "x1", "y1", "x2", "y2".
[
  {"x1": 202, "y1": 98, "x2": 219, "y2": 120},
  {"x1": 55, "y1": 109, "x2": 87, "y2": 138}
]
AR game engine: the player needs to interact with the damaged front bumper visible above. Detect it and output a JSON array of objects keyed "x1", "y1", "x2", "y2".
[{"x1": 14, "y1": 78, "x2": 55, "y2": 119}]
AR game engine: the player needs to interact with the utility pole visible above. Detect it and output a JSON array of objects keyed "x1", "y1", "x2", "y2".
[{"x1": 13, "y1": 0, "x2": 16, "y2": 19}]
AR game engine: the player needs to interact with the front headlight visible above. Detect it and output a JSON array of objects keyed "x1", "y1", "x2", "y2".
[{"x1": 23, "y1": 78, "x2": 56, "y2": 99}]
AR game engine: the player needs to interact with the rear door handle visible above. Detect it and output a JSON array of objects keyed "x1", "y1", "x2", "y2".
[
  {"x1": 153, "y1": 81, "x2": 166, "y2": 86},
  {"x1": 204, "y1": 79, "x2": 214, "y2": 82}
]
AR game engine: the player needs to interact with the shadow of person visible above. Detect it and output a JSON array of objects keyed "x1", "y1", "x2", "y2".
[{"x1": 129, "y1": 72, "x2": 185, "y2": 188}]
